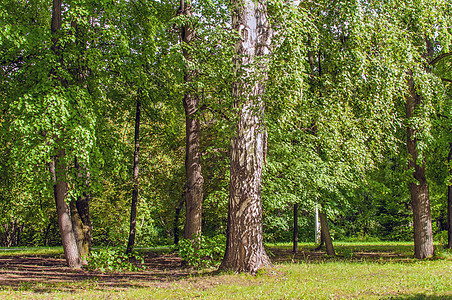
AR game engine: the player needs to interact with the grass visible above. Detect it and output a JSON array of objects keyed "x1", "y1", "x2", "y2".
[
  {"x1": 0, "y1": 246, "x2": 64, "y2": 257},
  {"x1": 1, "y1": 242, "x2": 452, "y2": 299}
]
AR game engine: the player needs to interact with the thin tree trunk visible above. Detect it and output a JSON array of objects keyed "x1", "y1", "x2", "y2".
[
  {"x1": 319, "y1": 211, "x2": 335, "y2": 256},
  {"x1": 16, "y1": 223, "x2": 24, "y2": 247},
  {"x1": 406, "y1": 72, "x2": 434, "y2": 259},
  {"x1": 50, "y1": 151, "x2": 81, "y2": 268},
  {"x1": 293, "y1": 203, "x2": 298, "y2": 253},
  {"x1": 127, "y1": 99, "x2": 141, "y2": 254},
  {"x1": 174, "y1": 198, "x2": 185, "y2": 245},
  {"x1": 447, "y1": 143, "x2": 452, "y2": 249},
  {"x1": 315, "y1": 204, "x2": 321, "y2": 244},
  {"x1": 179, "y1": 0, "x2": 204, "y2": 241},
  {"x1": 43, "y1": 222, "x2": 52, "y2": 246},
  {"x1": 220, "y1": 0, "x2": 272, "y2": 274}
]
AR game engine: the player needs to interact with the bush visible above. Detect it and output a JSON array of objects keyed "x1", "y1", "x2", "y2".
[
  {"x1": 86, "y1": 248, "x2": 146, "y2": 273},
  {"x1": 434, "y1": 230, "x2": 448, "y2": 245},
  {"x1": 178, "y1": 234, "x2": 226, "y2": 268}
]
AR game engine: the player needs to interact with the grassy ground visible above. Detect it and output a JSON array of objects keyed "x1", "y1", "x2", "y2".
[{"x1": 1, "y1": 242, "x2": 451, "y2": 299}]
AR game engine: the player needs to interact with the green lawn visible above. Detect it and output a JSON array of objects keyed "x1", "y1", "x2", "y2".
[{"x1": 1, "y1": 242, "x2": 451, "y2": 299}]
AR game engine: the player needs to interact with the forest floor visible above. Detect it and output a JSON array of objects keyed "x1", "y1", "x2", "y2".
[{"x1": 0, "y1": 242, "x2": 451, "y2": 299}]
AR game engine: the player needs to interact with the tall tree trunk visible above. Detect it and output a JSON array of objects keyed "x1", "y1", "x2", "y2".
[
  {"x1": 447, "y1": 143, "x2": 452, "y2": 249},
  {"x1": 220, "y1": 0, "x2": 271, "y2": 274},
  {"x1": 293, "y1": 203, "x2": 298, "y2": 253},
  {"x1": 319, "y1": 211, "x2": 335, "y2": 256},
  {"x1": 51, "y1": 0, "x2": 81, "y2": 269},
  {"x1": 406, "y1": 72, "x2": 434, "y2": 259},
  {"x1": 50, "y1": 151, "x2": 81, "y2": 268},
  {"x1": 69, "y1": 15, "x2": 91, "y2": 262},
  {"x1": 127, "y1": 99, "x2": 141, "y2": 254},
  {"x1": 179, "y1": 0, "x2": 204, "y2": 241}
]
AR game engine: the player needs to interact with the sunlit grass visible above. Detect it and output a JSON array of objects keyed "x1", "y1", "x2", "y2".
[{"x1": 0, "y1": 247, "x2": 64, "y2": 257}]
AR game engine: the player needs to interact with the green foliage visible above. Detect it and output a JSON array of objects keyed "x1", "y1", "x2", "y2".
[
  {"x1": 434, "y1": 230, "x2": 448, "y2": 245},
  {"x1": 2, "y1": 0, "x2": 452, "y2": 253},
  {"x1": 178, "y1": 234, "x2": 225, "y2": 268},
  {"x1": 86, "y1": 248, "x2": 145, "y2": 273}
]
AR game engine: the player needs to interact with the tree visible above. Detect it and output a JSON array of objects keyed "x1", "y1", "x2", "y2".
[
  {"x1": 392, "y1": 0, "x2": 452, "y2": 258},
  {"x1": 178, "y1": 0, "x2": 204, "y2": 241},
  {"x1": 0, "y1": 0, "x2": 110, "y2": 266},
  {"x1": 50, "y1": 0, "x2": 82, "y2": 268},
  {"x1": 220, "y1": 0, "x2": 272, "y2": 274},
  {"x1": 292, "y1": 203, "x2": 298, "y2": 253},
  {"x1": 126, "y1": 98, "x2": 141, "y2": 254},
  {"x1": 405, "y1": 68, "x2": 434, "y2": 259}
]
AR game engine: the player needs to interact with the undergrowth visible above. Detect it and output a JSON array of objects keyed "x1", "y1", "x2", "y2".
[{"x1": 86, "y1": 248, "x2": 146, "y2": 273}]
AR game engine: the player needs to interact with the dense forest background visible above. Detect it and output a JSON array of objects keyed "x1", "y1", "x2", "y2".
[{"x1": 1, "y1": 0, "x2": 452, "y2": 267}]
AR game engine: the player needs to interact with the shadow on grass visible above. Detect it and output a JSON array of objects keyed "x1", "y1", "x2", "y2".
[
  {"x1": 0, "y1": 252, "x2": 219, "y2": 293},
  {"x1": 267, "y1": 243, "x2": 419, "y2": 264},
  {"x1": 269, "y1": 243, "x2": 452, "y2": 264}
]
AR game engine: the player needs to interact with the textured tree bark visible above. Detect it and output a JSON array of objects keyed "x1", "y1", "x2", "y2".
[
  {"x1": 50, "y1": 151, "x2": 81, "y2": 268},
  {"x1": 220, "y1": 0, "x2": 271, "y2": 274},
  {"x1": 72, "y1": 156, "x2": 92, "y2": 264},
  {"x1": 220, "y1": 103, "x2": 271, "y2": 273},
  {"x1": 406, "y1": 73, "x2": 434, "y2": 259},
  {"x1": 51, "y1": 0, "x2": 62, "y2": 53},
  {"x1": 70, "y1": 199, "x2": 89, "y2": 264},
  {"x1": 127, "y1": 99, "x2": 141, "y2": 254},
  {"x1": 447, "y1": 143, "x2": 452, "y2": 249},
  {"x1": 319, "y1": 212, "x2": 335, "y2": 256},
  {"x1": 293, "y1": 203, "x2": 298, "y2": 253},
  {"x1": 179, "y1": 0, "x2": 204, "y2": 241}
]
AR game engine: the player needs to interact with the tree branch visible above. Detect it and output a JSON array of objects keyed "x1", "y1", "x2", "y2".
[{"x1": 429, "y1": 52, "x2": 452, "y2": 65}]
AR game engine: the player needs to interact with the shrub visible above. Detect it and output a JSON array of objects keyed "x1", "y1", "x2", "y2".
[
  {"x1": 86, "y1": 248, "x2": 145, "y2": 273},
  {"x1": 178, "y1": 234, "x2": 226, "y2": 268}
]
